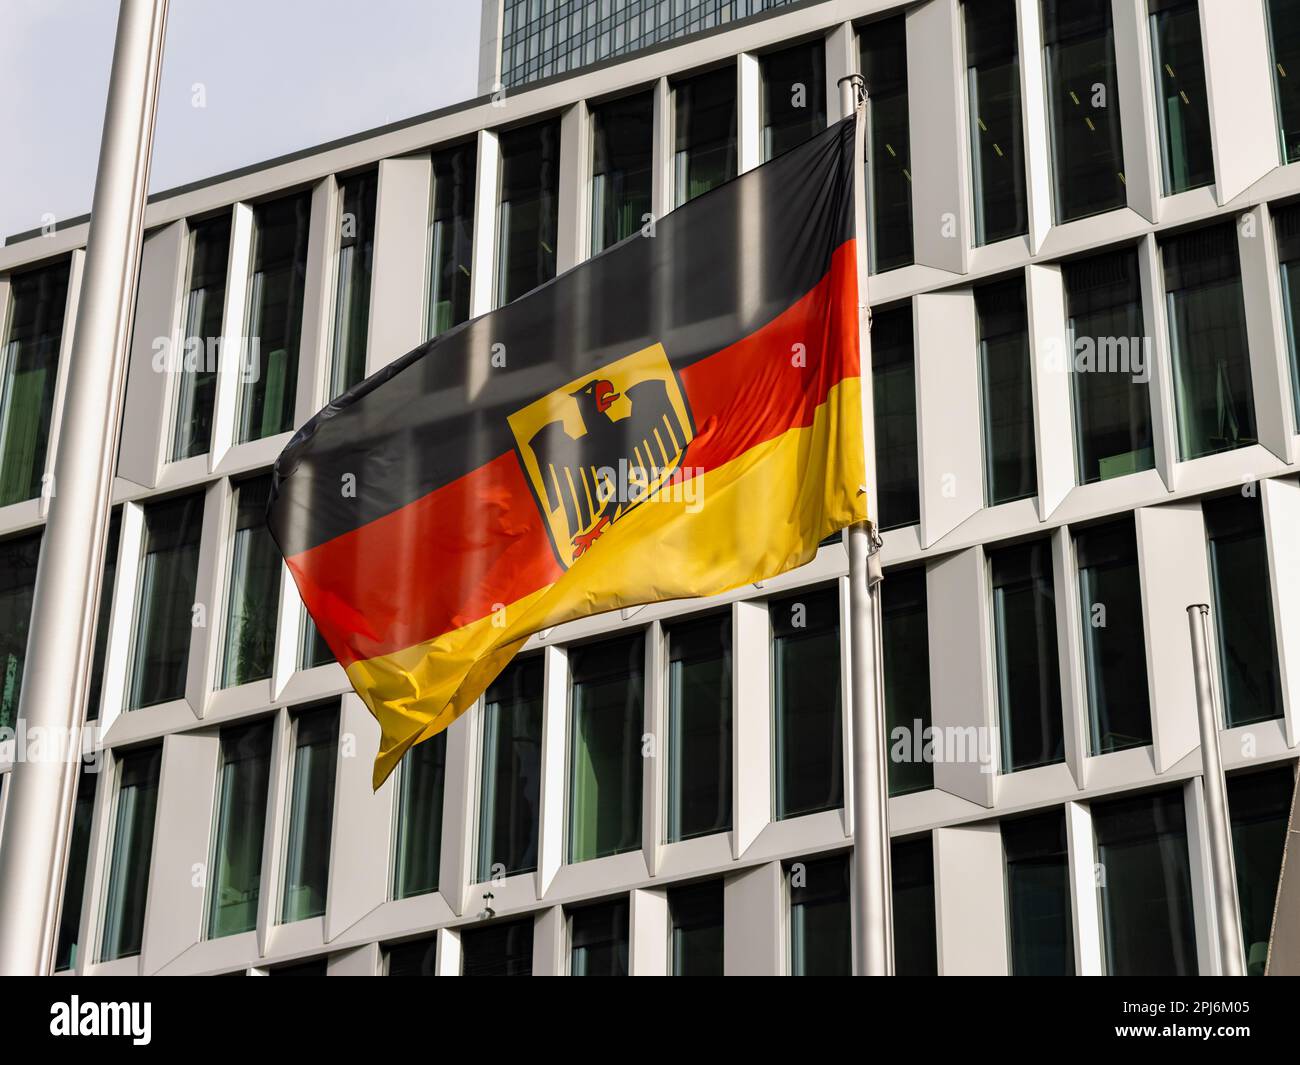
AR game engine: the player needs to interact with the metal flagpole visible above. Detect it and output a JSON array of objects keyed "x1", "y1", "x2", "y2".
[
  {"x1": 839, "y1": 73, "x2": 893, "y2": 976},
  {"x1": 0, "y1": 0, "x2": 169, "y2": 975},
  {"x1": 1186, "y1": 604, "x2": 1246, "y2": 976}
]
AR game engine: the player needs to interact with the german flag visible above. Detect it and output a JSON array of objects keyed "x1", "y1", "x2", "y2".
[{"x1": 268, "y1": 115, "x2": 867, "y2": 787}]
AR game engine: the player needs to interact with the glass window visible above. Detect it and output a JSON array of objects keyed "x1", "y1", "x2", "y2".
[
  {"x1": 882, "y1": 567, "x2": 933, "y2": 796},
  {"x1": 478, "y1": 655, "x2": 543, "y2": 881},
  {"x1": 171, "y1": 216, "x2": 229, "y2": 460},
  {"x1": 760, "y1": 42, "x2": 826, "y2": 161},
  {"x1": 1064, "y1": 247, "x2": 1155, "y2": 483},
  {"x1": 393, "y1": 731, "x2": 447, "y2": 899},
  {"x1": 462, "y1": 917, "x2": 534, "y2": 976},
  {"x1": 53, "y1": 767, "x2": 97, "y2": 971},
  {"x1": 219, "y1": 475, "x2": 281, "y2": 689},
  {"x1": 591, "y1": 91, "x2": 653, "y2": 255},
  {"x1": 236, "y1": 192, "x2": 310, "y2": 443},
  {"x1": 1268, "y1": 0, "x2": 1300, "y2": 162},
  {"x1": 1272, "y1": 202, "x2": 1300, "y2": 429},
  {"x1": 100, "y1": 746, "x2": 162, "y2": 962},
  {"x1": 667, "y1": 613, "x2": 731, "y2": 843},
  {"x1": 1162, "y1": 224, "x2": 1256, "y2": 459},
  {"x1": 964, "y1": 0, "x2": 1028, "y2": 245},
  {"x1": 299, "y1": 615, "x2": 335, "y2": 670},
  {"x1": 386, "y1": 935, "x2": 437, "y2": 976},
  {"x1": 1228, "y1": 765, "x2": 1296, "y2": 975},
  {"x1": 1003, "y1": 809, "x2": 1075, "y2": 975},
  {"x1": 269, "y1": 957, "x2": 328, "y2": 975},
  {"x1": 280, "y1": 703, "x2": 338, "y2": 923},
  {"x1": 0, "y1": 259, "x2": 70, "y2": 506},
  {"x1": 127, "y1": 492, "x2": 204, "y2": 710},
  {"x1": 977, "y1": 278, "x2": 1036, "y2": 505},
  {"x1": 1042, "y1": 0, "x2": 1126, "y2": 222},
  {"x1": 789, "y1": 854, "x2": 849, "y2": 976},
  {"x1": 0, "y1": 530, "x2": 40, "y2": 732},
  {"x1": 427, "y1": 142, "x2": 476, "y2": 339},
  {"x1": 673, "y1": 67, "x2": 737, "y2": 207},
  {"x1": 570, "y1": 897, "x2": 629, "y2": 975},
  {"x1": 207, "y1": 719, "x2": 273, "y2": 938},
  {"x1": 872, "y1": 303, "x2": 919, "y2": 531},
  {"x1": 1093, "y1": 788, "x2": 1198, "y2": 975},
  {"x1": 1149, "y1": 0, "x2": 1214, "y2": 194},
  {"x1": 568, "y1": 633, "x2": 644, "y2": 863},
  {"x1": 772, "y1": 587, "x2": 843, "y2": 820},
  {"x1": 497, "y1": 120, "x2": 560, "y2": 306},
  {"x1": 327, "y1": 170, "x2": 378, "y2": 399},
  {"x1": 892, "y1": 835, "x2": 938, "y2": 975},
  {"x1": 87, "y1": 508, "x2": 122, "y2": 721},
  {"x1": 1205, "y1": 492, "x2": 1284, "y2": 727},
  {"x1": 991, "y1": 539, "x2": 1064, "y2": 773},
  {"x1": 1076, "y1": 518, "x2": 1153, "y2": 754},
  {"x1": 669, "y1": 880, "x2": 723, "y2": 975},
  {"x1": 859, "y1": 16, "x2": 914, "y2": 272}
]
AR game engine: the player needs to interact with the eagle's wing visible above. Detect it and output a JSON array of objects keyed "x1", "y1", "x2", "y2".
[
  {"x1": 527, "y1": 419, "x2": 595, "y2": 536},
  {"x1": 623, "y1": 379, "x2": 688, "y2": 476}
]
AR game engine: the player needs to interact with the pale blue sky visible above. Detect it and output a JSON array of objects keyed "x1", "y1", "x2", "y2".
[{"x1": 0, "y1": 0, "x2": 480, "y2": 243}]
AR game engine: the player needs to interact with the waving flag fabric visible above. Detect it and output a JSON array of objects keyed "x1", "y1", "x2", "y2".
[{"x1": 268, "y1": 115, "x2": 866, "y2": 787}]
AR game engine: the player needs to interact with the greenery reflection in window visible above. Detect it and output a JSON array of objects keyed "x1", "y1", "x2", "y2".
[
  {"x1": 760, "y1": 42, "x2": 826, "y2": 162},
  {"x1": 0, "y1": 529, "x2": 40, "y2": 732},
  {"x1": 220, "y1": 475, "x2": 281, "y2": 689},
  {"x1": 0, "y1": 260, "x2": 69, "y2": 506},
  {"x1": 497, "y1": 121, "x2": 559, "y2": 306},
  {"x1": 427, "y1": 142, "x2": 476, "y2": 339},
  {"x1": 1149, "y1": 0, "x2": 1214, "y2": 195},
  {"x1": 280, "y1": 704, "x2": 338, "y2": 923},
  {"x1": 328, "y1": 171, "x2": 377, "y2": 399},
  {"x1": 100, "y1": 746, "x2": 162, "y2": 961},
  {"x1": 393, "y1": 730, "x2": 447, "y2": 899},
  {"x1": 673, "y1": 67, "x2": 737, "y2": 207},
  {"x1": 208, "y1": 719, "x2": 272, "y2": 938},
  {"x1": 790, "y1": 854, "x2": 850, "y2": 976},
  {"x1": 859, "y1": 16, "x2": 914, "y2": 272},
  {"x1": 171, "y1": 216, "x2": 229, "y2": 460},
  {"x1": 591, "y1": 91, "x2": 653, "y2": 255},
  {"x1": 667, "y1": 613, "x2": 731, "y2": 842}
]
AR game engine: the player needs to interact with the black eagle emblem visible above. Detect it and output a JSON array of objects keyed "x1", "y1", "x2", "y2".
[{"x1": 527, "y1": 375, "x2": 691, "y2": 560}]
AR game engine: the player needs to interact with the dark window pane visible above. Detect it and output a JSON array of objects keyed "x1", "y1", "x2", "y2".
[
  {"x1": 428, "y1": 142, "x2": 476, "y2": 338},
  {"x1": 220, "y1": 476, "x2": 281, "y2": 688},
  {"x1": 237, "y1": 193, "x2": 310, "y2": 442},
  {"x1": 87, "y1": 509, "x2": 122, "y2": 720},
  {"x1": 299, "y1": 616, "x2": 335, "y2": 669},
  {"x1": 674, "y1": 67, "x2": 737, "y2": 206},
  {"x1": 892, "y1": 835, "x2": 938, "y2": 975},
  {"x1": 128, "y1": 492, "x2": 204, "y2": 709},
  {"x1": 790, "y1": 854, "x2": 850, "y2": 975},
  {"x1": 394, "y1": 730, "x2": 448, "y2": 898},
  {"x1": 269, "y1": 957, "x2": 328, "y2": 975},
  {"x1": 872, "y1": 304, "x2": 919, "y2": 530},
  {"x1": 386, "y1": 935, "x2": 437, "y2": 976},
  {"x1": 328, "y1": 170, "x2": 378, "y2": 398},
  {"x1": 1272, "y1": 203, "x2": 1300, "y2": 430},
  {"x1": 1064, "y1": 248, "x2": 1155, "y2": 482},
  {"x1": 882, "y1": 567, "x2": 933, "y2": 796},
  {"x1": 1042, "y1": 0, "x2": 1126, "y2": 222},
  {"x1": 281, "y1": 704, "x2": 338, "y2": 922},
  {"x1": 1162, "y1": 224, "x2": 1256, "y2": 458},
  {"x1": 1093, "y1": 789, "x2": 1198, "y2": 975},
  {"x1": 1270, "y1": 0, "x2": 1300, "y2": 161},
  {"x1": 1003, "y1": 809, "x2": 1075, "y2": 974},
  {"x1": 54, "y1": 768, "x2": 97, "y2": 971},
  {"x1": 478, "y1": 655, "x2": 543, "y2": 879},
  {"x1": 669, "y1": 880, "x2": 723, "y2": 975},
  {"x1": 977, "y1": 279, "x2": 1036, "y2": 505},
  {"x1": 0, "y1": 530, "x2": 40, "y2": 732},
  {"x1": 570, "y1": 898, "x2": 629, "y2": 975},
  {"x1": 497, "y1": 121, "x2": 560, "y2": 305},
  {"x1": 772, "y1": 587, "x2": 843, "y2": 819},
  {"x1": 1149, "y1": 0, "x2": 1214, "y2": 194},
  {"x1": 462, "y1": 917, "x2": 534, "y2": 975},
  {"x1": 965, "y1": 0, "x2": 1028, "y2": 244},
  {"x1": 860, "y1": 16, "x2": 914, "y2": 272},
  {"x1": 1076, "y1": 518, "x2": 1152, "y2": 754},
  {"x1": 1205, "y1": 492, "x2": 1284, "y2": 727},
  {"x1": 0, "y1": 260, "x2": 69, "y2": 506},
  {"x1": 208, "y1": 720, "x2": 273, "y2": 938},
  {"x1": 591, "y1": 91, "x2": 653, "y2": 254},
  {"x1": 100, "y1": 746, "x2": 162, "y2": 961},
  {"x1": 991, "y1": 539, "x2": 1064, "y2": 772},
  {"x1": 667, "y1": 613, "x2": 732, "y2": 842},
  {"x1": 171, "y1": 216, "x2": 229, "y2": 459},
  {"x1": 760, "y1": 42, "x2": 826, "y2": 161},
  {"x1": 1228, "y1": 765, "x2": 1296, "y2": 975},
  {"x1": 569, "y1": 634, "x2": 644, "y2": 862}
]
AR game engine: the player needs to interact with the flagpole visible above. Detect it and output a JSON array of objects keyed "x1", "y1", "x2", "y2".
[
  {"x1": 839, "y1": 74, "x2": 893, "y2": 976},
  {"x1": 0, "y1": 0, "x2": 169, "y2": 975}
]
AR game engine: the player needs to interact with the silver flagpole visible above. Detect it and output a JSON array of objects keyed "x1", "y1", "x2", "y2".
[
  {"x1": 839, "y1": 74, "x2": 892, "y2": 977},
  {"x1": 0, "y1": 0, "x2": 169, "y2": 975},
  {"x1": 1187, "y1": 604, "x2": 1246, "y2": 976}
]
